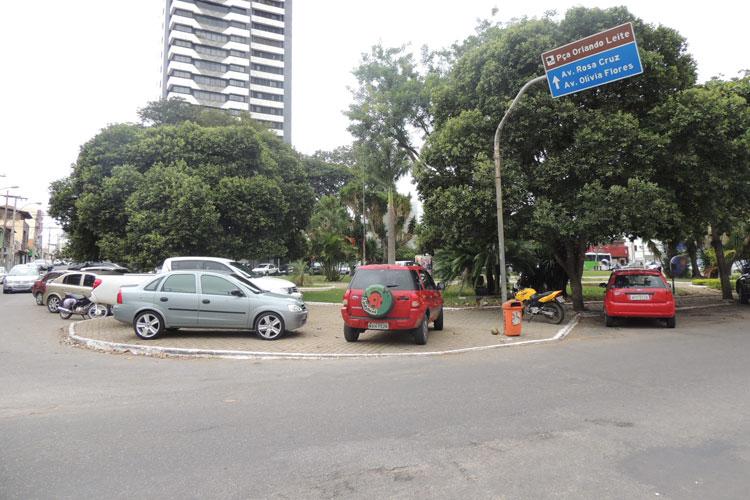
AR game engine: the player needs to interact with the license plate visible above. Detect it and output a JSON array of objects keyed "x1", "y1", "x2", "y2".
[
  {"x1": 368, "y1": 322, "x2": 389, "y2": 330},
  {"x1": 629, "y1": 294, "x2": 650, "y2": 301}
]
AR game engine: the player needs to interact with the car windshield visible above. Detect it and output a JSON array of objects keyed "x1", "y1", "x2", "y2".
[
  {"x1": 612, "y1": 274, "x2": 665, "y2": 289},
  {"x1": 10, "y1": 267, "x2": 39, "y2": 276},
  {"x1": 350, "y1": 269, "x2": 421, "y2": 291},
  {"x1": 229, "y1": 273, "x2": 263, "y2": 293},
  {"x1": 229, "y1": 261, "x2": 256, "y2": 277}
]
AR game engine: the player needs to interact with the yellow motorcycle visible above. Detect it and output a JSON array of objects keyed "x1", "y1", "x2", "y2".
[{"x1": 512, "y1": 286, "x2": 566, "y2": 324}]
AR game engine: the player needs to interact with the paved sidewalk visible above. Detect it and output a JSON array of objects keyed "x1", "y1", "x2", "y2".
[{"x1": 69, "y1": 303, "x2": 573, "y2": 358}]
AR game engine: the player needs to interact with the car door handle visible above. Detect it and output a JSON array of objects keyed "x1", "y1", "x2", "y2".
[
  {"x1": 160, "y1": 297, "x2": 168, "y2": 302},
  {"x1": 202, "y1": 299, "x2": 210, "y2": 304}
]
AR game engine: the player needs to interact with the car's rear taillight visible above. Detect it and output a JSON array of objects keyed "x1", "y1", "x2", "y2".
[
  {"x1": 93, "y1": 278, "x2": 102, "y2": 289},
  {"x1": 116, "y1": 289, "x2": 123, "y2": 304}
]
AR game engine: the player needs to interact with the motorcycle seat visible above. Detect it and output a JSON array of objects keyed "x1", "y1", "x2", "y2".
[{"x1": 531, "y1": 291, "x2": 556, "y2": 301}]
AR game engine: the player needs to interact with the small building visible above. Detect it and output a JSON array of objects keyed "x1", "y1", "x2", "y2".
[{"x1": 1, "y1": 206, "x2": 35, "y2": 268}]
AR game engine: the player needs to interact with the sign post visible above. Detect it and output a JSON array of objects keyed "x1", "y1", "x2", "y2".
[{"x1": 541, "y1": 23, "x2": 643, "y2": 98}]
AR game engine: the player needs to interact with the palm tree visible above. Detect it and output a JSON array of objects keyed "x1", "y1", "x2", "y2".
[{"x1": 355, "y1": 138, "x2": 410, "y2": 264}]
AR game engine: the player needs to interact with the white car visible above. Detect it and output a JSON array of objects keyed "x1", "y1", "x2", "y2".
[
  {"x1": 252, "y1": 263, "x2": 279, "y2": 276},
  {"x1": 160, "y1": 257, "x2": 300, "y2": 298}
]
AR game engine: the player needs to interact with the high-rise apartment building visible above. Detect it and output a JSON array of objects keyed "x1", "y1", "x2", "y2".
[{"x1": 161, "y1": 0, "x2": 292, "y2": 142}]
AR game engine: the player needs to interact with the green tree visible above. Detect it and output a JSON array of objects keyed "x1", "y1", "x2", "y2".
[
  {"x1": 651, "y1": 80, "x2": 750, "y2": 298},
  {"x1": 416, "y1": 7, "x2": 696, "y2": 310},
  {"x1": 306, "y1": 195, "x2": 355, "y2": 281},
  {"x1": 49, "y1": 102, "x2": 315, "y2": 269}
]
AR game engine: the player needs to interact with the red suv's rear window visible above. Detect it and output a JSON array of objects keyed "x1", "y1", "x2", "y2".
[{"x1": 350, "y1": 269, "x2": 421, "y2": 291}]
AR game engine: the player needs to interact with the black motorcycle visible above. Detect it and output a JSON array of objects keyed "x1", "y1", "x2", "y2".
[{"x1": 58, "y1": 293, "x2": 107, "y2": 320}]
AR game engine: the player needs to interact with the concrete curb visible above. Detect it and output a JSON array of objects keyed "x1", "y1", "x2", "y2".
[{"x1": 66, "y1": 313, "x2": 582, "y2": 360}]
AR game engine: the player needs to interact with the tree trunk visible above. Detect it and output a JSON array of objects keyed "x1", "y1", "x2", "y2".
[
  {"x1": 687, "y1": 241, "x2": 702, "y2": 278},
  {"x1": 710, "y1": 225, "x2": 733, "y2": 299},
  {"x1": 552, "y1": 237, "x2": 587, "y2": 311},
  {"x1": 386, "y1": 187, "x2": 396, "y2": 265}
]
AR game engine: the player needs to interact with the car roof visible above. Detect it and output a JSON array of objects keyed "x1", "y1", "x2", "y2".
[
  {"x1": 165, "y1": 256, "x2": 233, "y2": 263},
  {"x1": 359, "y1": 264, "x2": 426, "y2": 271}
]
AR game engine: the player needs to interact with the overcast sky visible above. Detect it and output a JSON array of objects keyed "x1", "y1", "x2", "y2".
[{"x1": 1, "y1": 0, "x2": 747, "y2": 234}]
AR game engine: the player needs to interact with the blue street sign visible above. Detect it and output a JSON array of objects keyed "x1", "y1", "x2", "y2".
[{"x1": 545, "y1": 43, "x2": 643, "y2": 98}]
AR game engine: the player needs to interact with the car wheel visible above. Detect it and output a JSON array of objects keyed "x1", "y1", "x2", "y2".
[
  {"x1": 605, "y1": 311, "x2": 614, "y2": 327},
  {"x1": 35, "y1": 293, "x2": 44, "y2": 306},
  {"x1": 665, "y1": 316, "x2": 676, "y2": 328},
  {"x1": 87, "y1": 303, "x2": 108, "y2": 319},
  {"x1": 344, "y1": 324, "x2": 360, "y2": 342},
  {"x1": 134, "y1": 311, "x2": 164, "y2": 340},
  {"x1": 256, "y1": 312, "x2": 285, "y2": 340},
  {"x1": 47, "y1": 295, "x2": 61, "y2": 313},
  {"x1": 414, "y1": 313, "x2": 429, "y2": 345},
  {"x1": 433, "y1": 308, "x2": 444, "y2": 331},
  {"x1": 740, "y1": 287, "x2": 749, "y2": 305}
]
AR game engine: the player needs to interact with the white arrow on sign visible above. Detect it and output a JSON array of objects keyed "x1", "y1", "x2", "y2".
[{"x1": 552, "y1": 76, "x2": 560, "y2": 89}]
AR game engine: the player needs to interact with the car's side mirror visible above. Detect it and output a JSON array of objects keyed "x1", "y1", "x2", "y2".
[
  {"x1": 231, "y1": 289, "x2": 245, "y2": 297},
  {"x1": 437, "y1": 282, "x2": 445, "y2": 291},
  {"x1": 599, "y1": 283, "x2": 608, "y2": 288}
]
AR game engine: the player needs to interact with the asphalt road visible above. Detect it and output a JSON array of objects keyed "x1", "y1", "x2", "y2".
[{"x1": 2, "y1": 291, "x2": 750, "y2": 499}]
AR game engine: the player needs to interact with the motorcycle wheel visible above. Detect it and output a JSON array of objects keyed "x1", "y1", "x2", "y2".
[
  {"x1": 59, "y1": 309, "x2": 72, "y2": 320},
  {"x1": 544, "y1": 302, "x2": 565, "y2": 325},
  {"x1": 87, "y1": 303, "x2": 108, "y2": 319}
]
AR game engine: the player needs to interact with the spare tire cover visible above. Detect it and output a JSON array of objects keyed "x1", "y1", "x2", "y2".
[{"x1": 362, "y1": 284, "x2": 395, "y2": 318}]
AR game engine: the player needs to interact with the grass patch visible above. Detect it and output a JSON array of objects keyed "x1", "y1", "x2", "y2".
[
  {"x1": 691, "y1": 278, "x2": 736, "y2": 290},
  {"x1": 301, "y1": 288, "x2": 345, "y2": 303}
]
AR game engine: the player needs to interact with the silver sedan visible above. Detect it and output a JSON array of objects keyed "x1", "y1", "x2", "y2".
[{"x1": 113, "y1": 270, "x2": 307, "y2": 340}]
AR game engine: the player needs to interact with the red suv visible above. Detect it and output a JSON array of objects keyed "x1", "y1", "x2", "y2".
[
  {"x1": 341, "y1": 264, "x2": 444, "y2": 345},
  {"x1": 601, "y1": 268, "x2": 676, "y2": 328}
]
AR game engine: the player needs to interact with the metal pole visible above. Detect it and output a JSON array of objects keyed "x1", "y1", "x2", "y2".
[{"x1": 493, "y1": 75, "x2": 546, "y2": 305}]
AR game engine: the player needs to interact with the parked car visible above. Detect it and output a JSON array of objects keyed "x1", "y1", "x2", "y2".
[
  {"x1": 32, "y1": 271, "x2": 66, "y2": 305},
  {"x1": 252, "y1": 263, "x2": 279, "y2": 276},
  {"x1": 0, "y1": 266, "x2": 7, "y2": 284},
  {"x1": 341, "y1": 264, "x2": 445, "y2": 345},
  {"x1": 736, "y1": 265, "x2": 750, "y2": 304},
  {"x1": 160, "y1": 257, "x2": 301, "y2": 298},
  {"x1": 3, "y1": 265, "x2": 43, "y2": 293},
  {"x1": 308, "y1": 262, "x2": 323, "y2": 275},
  {"x1": 43, "y1": 271, "x2": 99, "y2": 313},
  {"x1": 113, "y1": 270, "x2": 307, "y2": 340},
  {"x1": 600, "y1": 268, "x2": 676, "y2": 328}
]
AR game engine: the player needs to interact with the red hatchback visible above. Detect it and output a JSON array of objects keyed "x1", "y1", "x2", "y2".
[
  {"x1": 341, "y1": 264, "x2": 444, "y2": 345},
  {"x1": 601, "y1": 268, "x2": 676, "y2": 328}
]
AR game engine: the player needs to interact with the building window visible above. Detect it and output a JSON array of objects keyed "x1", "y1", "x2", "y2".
[
  {"x1": 231, "y1": 20, "x2": 248, "y2": 29},
  {"x1": 228, "y1": 94, "x2": 247, "y2": 102},
  {"x1": 251, "y1": 104, "x2": 283, "y2": 116},
  {"x1": 195, "y1": 29, "x2": 228, "y2": 43},
  {"x1": 252, "y1": 36, "x2": 283, "y2": 48},
  {"x1": 173, "y1": 39, "x2": 192, "y2": 48},
  {"x1": 170, "y1": 85, "x2": 192, "y2": 94},
  {"x1": 257, "y1": 0, "x2": 285, "y2": 8},
  {"x1": 194, "y1": 90, "x2": 227, "y2": 102},
  {"x1": 252, "y1": 49, "x2": 283, "y2": 61},
  {"x1": 194, "y1": 59, "x2": 226, "y2": 72},
  {"x1": 171, "y1": 70, "x2": 193, "y2": 79},
  {"x1": 230, "y1": 49, "x2": 248, "y2": 58},
  {"x1": 195, "y1": 45, "x2": 228, "y2": 57},
  {"x1": 194, "y1": 74, "x2": 227, "y2": 87},
  {"x1": 229, "y1": 79, "x2": 247, "y2": 88},
  {"x1": 195, "y1": 0, "x2": 229, "y2": 14},
  {"x1": 253, "y1": 9, "x2": 284, "y2": 22},
  {"x1": 174, "y1": 24, "x2": 192, "y2": 33},
  {"x1": 172, "y1": 54, "x2": 192, "y2": 63},
  {"x1": 230, "y1": 34, "x2": 248, "y2": 43},
  {"x1": 252, "y1": 63, "x2": 283, "y2": 75},
  {"x1": 251, "y1": 77, "x2": 284, "y2": 89},
  {"x1": 251, "y1": 90, "x2": 283, "y2": 102},
  {"x1": 195, "y1": 14, "x2": 229, "y2": 29},
  {"x1": 173, "y1": 9, "x2": 194, "y2": 19},
  {"x1": 252, "y1": 22, "x2": 284, "y2": 35},
  {"x1": 229, "y1": 64, "x2": 247, "y2": 73}
]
